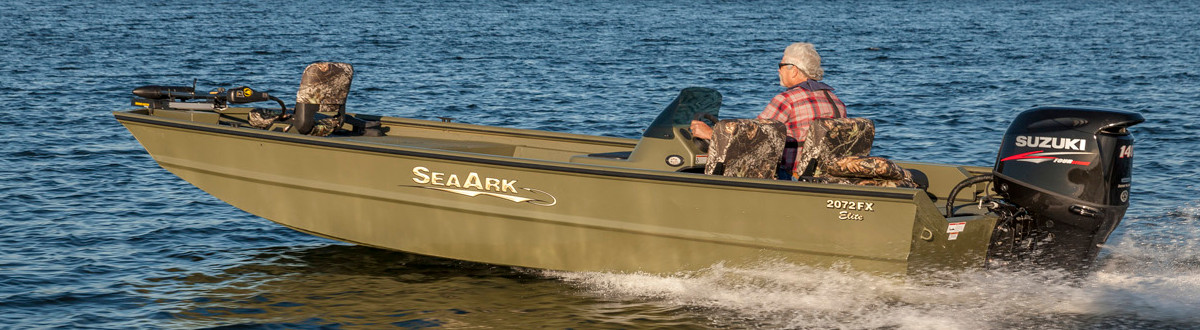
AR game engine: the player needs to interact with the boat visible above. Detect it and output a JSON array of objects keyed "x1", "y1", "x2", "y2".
[{"x1": 114, "y1": 62, "x2": 1144, "y2": 276}]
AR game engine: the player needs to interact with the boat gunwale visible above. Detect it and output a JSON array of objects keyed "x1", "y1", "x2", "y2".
[
  {"x1": 368, "y1": 115, "x2": 639, "y2": 148},
  {"x1": 114, "y1": 110, "x2": 919, "y2": 201}
]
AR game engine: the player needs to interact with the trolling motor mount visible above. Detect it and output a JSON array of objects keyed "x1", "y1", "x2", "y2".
[{"x1": 131, "y1": 84, "x2": 286, "y2": 112}]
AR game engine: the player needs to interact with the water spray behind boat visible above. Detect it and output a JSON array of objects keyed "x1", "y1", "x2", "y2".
[{"x1": 948, "y1": 106, "x2": 1144, "y2": 272}]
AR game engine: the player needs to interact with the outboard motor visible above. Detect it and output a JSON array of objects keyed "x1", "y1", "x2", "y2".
[{"x1": 988, "y1": 106, "x2": 1144, "y2": 271}]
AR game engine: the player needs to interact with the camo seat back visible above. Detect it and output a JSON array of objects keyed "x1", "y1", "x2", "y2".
[
  {"x1": 704, "y1": 119, "x2": 788, "y2": 179},
  {"x1": 794, "y1": 118, "x2": 875, "y2": 177},
  {"x1": 794, "y1": 118, "x2": 920, "y2": 187},
  {"x1": 294, "y1": 62, "x2": 354, "y2": 136},
  {"x1": 246, "y1": 62, "x2": 354, "y2": 136}
]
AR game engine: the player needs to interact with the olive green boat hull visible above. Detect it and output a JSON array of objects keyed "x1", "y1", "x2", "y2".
[{"x1": 115, "y1": 108, "x2": 997, "y2": 275}]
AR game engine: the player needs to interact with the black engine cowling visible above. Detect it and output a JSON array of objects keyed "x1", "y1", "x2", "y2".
[{"x1": 992, "y1": 106, "x2": 1144, "y2": 270}]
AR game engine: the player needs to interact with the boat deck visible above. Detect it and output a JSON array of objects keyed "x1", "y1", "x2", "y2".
[{"x1": 340, "y1": 136, "x2": 519, "y2": 157}]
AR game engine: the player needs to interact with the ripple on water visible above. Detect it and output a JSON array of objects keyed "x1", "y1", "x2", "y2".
[{"x1": 2, "y1": 0, "x2": 1199, "y2": 328}]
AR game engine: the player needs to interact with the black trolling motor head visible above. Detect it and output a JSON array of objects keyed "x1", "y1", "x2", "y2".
[
  {"x1": 132, "y1": 82, "x2": 281, "y2": 111},
  {"x1": 131, "y1": 85, "x2": 197, "y2": 101}
]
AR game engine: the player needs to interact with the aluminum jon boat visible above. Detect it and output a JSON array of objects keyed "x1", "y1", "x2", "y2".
[{"x1": 114, "y1": 62, "x2": 1144, "y2": 276}]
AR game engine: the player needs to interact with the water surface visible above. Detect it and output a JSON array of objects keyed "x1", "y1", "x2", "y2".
[{"x1": 2, "y1": 0, "x2": 1198, "y2": 328}]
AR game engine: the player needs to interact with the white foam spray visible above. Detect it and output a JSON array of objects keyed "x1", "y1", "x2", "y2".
[{"x1": 544, "y1": 204, "x2": 1200, "y2": 329}]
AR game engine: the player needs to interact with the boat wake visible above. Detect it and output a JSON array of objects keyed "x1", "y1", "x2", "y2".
[{"x1": 543, "y1": 204, "x2": 1200, "y2": 329}]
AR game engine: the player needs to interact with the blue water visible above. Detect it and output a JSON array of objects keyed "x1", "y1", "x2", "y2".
[{"x1": 3, "y1": 0, "x2": 1199, "y2": 328}]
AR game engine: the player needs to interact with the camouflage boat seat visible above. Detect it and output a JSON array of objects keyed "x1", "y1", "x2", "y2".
[
  {"x1": 249, "y1": 62, "x2": 385, "y2": 137},
  {"x1": 704, "y1": 119, "x2": 788, "y2": 179},
  {"x1": 796, "y1": 118, "x2": 918, "y2": 188},
  {"x1": 820, "y1": 156, "x2": 920, "y2": 188},
  {"x1": 794, "y1": 118, "x2": 875, "y2": 177}
]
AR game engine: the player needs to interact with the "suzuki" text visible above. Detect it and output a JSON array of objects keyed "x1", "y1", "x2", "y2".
[{"x1": 1014, "y1": 136, "x2": 1086, "y2": 151}]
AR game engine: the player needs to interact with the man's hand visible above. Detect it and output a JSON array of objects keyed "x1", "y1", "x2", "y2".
[{"x1": 690, "y1": 120, "x2": 713, "y2": 140}]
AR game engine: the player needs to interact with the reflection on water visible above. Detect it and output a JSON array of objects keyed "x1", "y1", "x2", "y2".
[
  {"x1": 155, "y1": 245, "x2": 708, "y2": 328},
  {"x1": 144, "y1": 232, "x2": 1200, "y2": 329},
  {"x1": 4, "y1": 0, "x2": 1200, "y2": 327}
]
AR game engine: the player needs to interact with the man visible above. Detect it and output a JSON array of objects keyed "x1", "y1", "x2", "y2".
[{"x1": 690, "y1": 42, "x2": 847, "y2": 179}]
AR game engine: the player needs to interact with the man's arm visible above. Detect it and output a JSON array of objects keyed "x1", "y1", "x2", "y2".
[{"x1": 689, "y1": 120, "x2": 714, "y2": 140}]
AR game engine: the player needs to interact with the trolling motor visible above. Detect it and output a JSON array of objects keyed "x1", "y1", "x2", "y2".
[
  {"x1": 130, "y1": 62, "x2": 384, "y2": 137},
  {"x1": 948, "y1": 106, "x2": 1144, "y2": 272},
  {"x1": 132, "y1": 83, "x2": 288, "y2": 113}
]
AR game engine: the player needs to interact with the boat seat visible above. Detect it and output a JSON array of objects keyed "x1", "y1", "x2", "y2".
[
  {"x1": 795, "y1": 117, "x2": 875, "y2": 177},
  {"x1": 796, "y1": 118, "x2": 918, "y2": 188},
  {"x1": 819, "y1": 156, "x2": 920, "y2": 188},
  {"x1": 291, "y1": 62, "x2": 355, "y2": 136},
  {"x1": 247, "y1": 62, "x2": 384, "y2": 137},
  {"x1": 704, "y1": 119, "x2": 787, "y2": 179}
]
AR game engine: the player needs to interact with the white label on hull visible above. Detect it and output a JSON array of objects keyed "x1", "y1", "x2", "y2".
[
  {"x1": 826, "y1": 200, "x2": 875, "y2": 211},
  {"x1": 409, "y1": 166, "x2": 557, "y2": 206},
  {"x1": 947, "y1": 222, "x2": 966, "y2": 233},
  {"x1": 413, "y1": 166, "x2": 519, "y2": 193},
  {"x1": 827, "y1": 199, "x2": 874, "y2": 222},
  {"x1": 947, "y1": 222, "x2": 966, "y2": 240}
]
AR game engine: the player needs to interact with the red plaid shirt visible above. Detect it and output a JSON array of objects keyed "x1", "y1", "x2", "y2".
[{"x1": 756, "y1": 81, "x2": 847, "y2": 143}]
